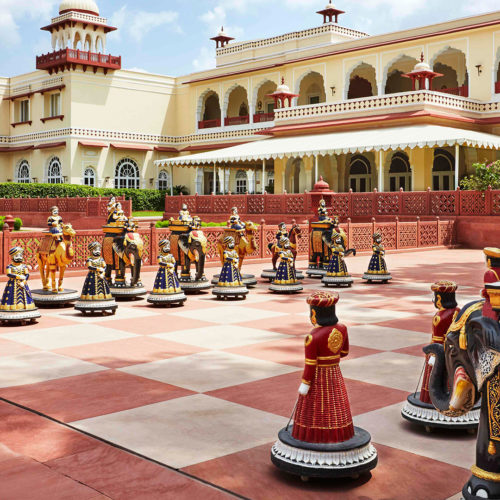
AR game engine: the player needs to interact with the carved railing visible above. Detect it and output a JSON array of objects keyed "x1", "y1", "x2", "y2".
[
  {"x1": 224, "y1": 116, "x2": 250, "y2": 126},
  {"x1": 165, "y1": 188, "x2": 500, "y2": 218},
  {"x1": 0, "y1": 219, "x2": 453, "y2": 274}
]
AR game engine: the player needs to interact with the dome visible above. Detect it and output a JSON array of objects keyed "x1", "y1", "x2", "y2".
[
  {"x1": 414, "y1": 61, "x2": 431, "y2": 72},
  {"x1": 313, "y1": 177, "x2": 332, "y2": 192},
  {"x1": 59, "y1": 0, "x2": 99, "y2": 16},
  {"x1": 218, "y1": 26, "x2": 229, "y2": 37},
  {"x1": 325, "y1": 2, "x2": 336, "y2": 9}
]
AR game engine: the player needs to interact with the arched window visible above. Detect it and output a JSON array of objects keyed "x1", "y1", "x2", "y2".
[
  {"x1": 83, "y1": 167, "x2": 96, "y2": 186},
  {"x1": 16, "y1": 160, "x2": 30, "y2": 183},
  {"x1": 157, "y1": 170, "x2": 170, "y2": 190},
  {"x1": 433, "y1": 149, "x2": 455, "y2": 191},
  {"x1": 348, "y1": 155, "x2": 371, "y2": 192},
  {"x1": 235, "y1": 170, "x2": 247, "y2": 194},
  {"x1": 115, "y1": 158, "x2": 140, "y2": 189},
  {"x1": 47, "y1": 157, "x2": 63, "y2": 184},
  {"x1": 389, "y1": 153, "x2": 411, "y2": 192}
]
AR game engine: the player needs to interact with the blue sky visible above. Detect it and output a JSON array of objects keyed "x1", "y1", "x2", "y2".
[{"x1": 0, "y1": 0, "x2": 497, "y2": 78}]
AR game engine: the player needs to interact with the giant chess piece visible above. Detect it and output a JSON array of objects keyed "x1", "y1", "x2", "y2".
[
  {"x1": 33, "y1": 206, "x2": 79, "y2": 306},
  {"x1": 262, "y1": 222, "x2": 304, "y2": 282},
  {"x1": 402, "y1": 281, "x2": 480, "y2": 431},
  {"x1": 481, "y1": 247, "x2": 500, "y2": 321},
  {"x1": 169, "y1": 215, "x2": 211, "y2": 293},
  {"x1": 213, "y1": 207, "x2": 258, "y2": 287},
  {"x1": 75, "y1": 242, "x2": 117, "y2": 315},
  {"x1": 0, "y1": 247, "x2": 41, "y2": 325},
  {"x1": 212, "y1": 236, "x2": 248, "y2": 300},
  {"x1": 322, "y1": 231, "x2": 355, "y2": 287},
  {"x1": 271, "y1": 291, "x2": 377, "y2": 480},
  {"x1": 147, "y1": 239, "x2": 186, "y2": 306},
  {"x1": 362, "y1": 232, "x2": 392, "y2": 284},
  {"x1": 424, "y1": 271, "x2": 500, "y2": 500},
  {"x1": 269, "y1": 237, "x2": 303, "y2": 294}
]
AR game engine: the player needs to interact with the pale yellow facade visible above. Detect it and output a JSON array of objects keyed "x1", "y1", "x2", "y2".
[{"x1": 1, "y1": 1, "x2": 500, "y2": 195}]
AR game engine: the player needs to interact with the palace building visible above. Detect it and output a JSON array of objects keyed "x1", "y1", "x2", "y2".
[{"x1": 1, "y1": 0, "x2": 500, "y2": 195}]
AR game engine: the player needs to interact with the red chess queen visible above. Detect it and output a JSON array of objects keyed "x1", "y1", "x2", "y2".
[{"x1": 292, "y1": 291, "x2": 354, "y2": 444}]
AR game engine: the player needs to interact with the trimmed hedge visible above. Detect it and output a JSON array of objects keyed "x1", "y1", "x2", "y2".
[
  {"x1": 155, "y1": 220, "x2": 225, "y2": 228},
  {"x1": 0, "y1": 183, "x2": 168, "y2": 212},
  {"x1": 0, "y1": 216, "x2": 23, "y2": 231}
]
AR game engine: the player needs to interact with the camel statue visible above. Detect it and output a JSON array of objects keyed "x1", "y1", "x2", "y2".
[
  {"x1": 217, "y1": 221, "x2": 258, "y2": 270},
  {"x1": 36, "y1": 223, "x2": 76, "y2": 292}
]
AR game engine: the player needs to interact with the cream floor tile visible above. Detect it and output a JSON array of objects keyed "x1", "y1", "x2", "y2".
[
  {"x1": 295, "y1": 306, "x2": 416, "y2": 324},
  {"x1": 170, "y1": 305, "x2": 287, "y2": 324},
  {"x1": 72, "y1": 394, "x2": 287, "y2": 468},
  {"x1": 354, "y1": 402, "x2": 476, "y2": 469},
  {"x1": 0, "y1": 352, "x2": 106, "y2": 388},
  {"x1": 151, "y1": 325, "x2": 289, "y2": 349},
  {"x1": 44, "y1": 306, "x2": 161, "y2": 323},
  {"x1": 347, "y1": 324, "x2": 429, "y2": 350},
  {"x1": 2, "y1": 324, "x2": 138, "y2": 350},
  {"x1": 341, "y1": 351, "x2": 425, "y2": 392},
  {"x1": 119, "y1": 350, "x2": 298, "y2": 392}
]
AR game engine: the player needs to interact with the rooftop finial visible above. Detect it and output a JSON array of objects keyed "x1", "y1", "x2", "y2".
[{"x1": 420, "y1": 52, "x2": 425, "y2": 63}]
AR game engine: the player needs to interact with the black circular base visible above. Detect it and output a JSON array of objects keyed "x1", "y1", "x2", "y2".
[
  {"x1": 322, "y1": 275, "x2": 353, "y2": 287},
  {"x1": 463, "y1": 474, "x2": 500, "y2": 500},
  {"x1": 211, "y1": 274, "x2": 257, "y2": 287},
  {"x1": 269, "y1": 283, "x2": 303, "y2": 294},
  {"x1": 402, "y1": 393, "x2": 480, "y2": 430},
  {"x1": 262, "y1": 270, "x2": 304, "y2": 282},
  {"x1": 271, "y1": 426, "x2": 377, "y2": 479},
  {"x1": 109, "y1": 286, "x2": 147, "y2": 300},
  {"x1": 362, "y1": 273, "x2": 392, "y2": 284},
  {"x1": 74, "y1": 299, "x2": 118, "y2": 315},
  {"x1": 306, "y1": 268, "x2": 326, "y2": 279},
  {"x1": 32, "y1": 289, "x2": 79, "y2": 307},
  {"x1": 212, "y1": 286, "x2": 248, "y2": 300},
  {"x1": 180, "y1": 279, "x2": 212, "y2": 294},
  {"x1": 0, "y1": 308, "x2": 41, "y2": 324},
  {"x1": 147, "y1": 292, "x2": 187, "y2": 306}
]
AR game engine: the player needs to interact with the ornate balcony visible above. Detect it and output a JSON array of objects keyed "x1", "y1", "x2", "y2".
[
  {"x1": 253, "y1": 112, "x2": 275, "y2": 123},
  {"x1": 224, "y1": 115, "x2": 250, "y2": 126},
  {"x1": 495, "y1": 81, "x2": 500, "y2": 94},
  {"x1": 198, "y1": 119, "x2": 221, "y2": 129},
  {"x1": 437, "y1": 85, "x2": 469, "y2": 97},
  {"x1": 36, "y1": 48, "x2": 121, "y2": 75}
]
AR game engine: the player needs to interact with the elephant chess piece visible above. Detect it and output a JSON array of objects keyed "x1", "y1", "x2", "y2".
[
  {"x1": 74, "y1": 242, "x2": 117, "y2": 315},
  {"x1": 147, "y1": 239, "x2": 186, "y2": 306},
  {"x1": 212, "y1": 211, "x2": 258, "y2": 287},
  {"x1": 261, "y1": 222, "x2": 304, "y2": 282},
  {"x1": 271, "y1": 291, "x2": 377, "y2": 480},
  {"x1": 322, "y1": 231, "x2": 356, "y2": 287},
  {"x1": 169, "y1": 215, "x2": 211, "y2": 293},
  {"x1": 32, "y1": 208, "x2": 79, "y2": 306},
  {"x1": 402, "y1": 281, "x2": 480, "y2": 431},
  {"x1": 102, "y1": 216, "x2": 147, "y2": 299},
  {"x1": 362, "y1": 232, "x2": 392, "y2": 284},
  {"x1": 424, "y1": 279, "x2": 500, "y2": 500},
  {"x1": 212, "y1": 236, "x2": 248, "y2": 300},
  {"x1": 269, "y1": 237, "x2": 303, "y2": 294},
  {"x1": 0, "y1": 247, "x2": 40, "y2": 325}
]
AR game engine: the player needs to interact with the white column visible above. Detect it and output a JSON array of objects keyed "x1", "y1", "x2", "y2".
[
  {"x1": 170, "y1": 164, "x2": 174, "y2": 196},
  {"x1": 314, "y1": 155, "x2": 319, "y2": 183},
  {"x1": 218, "y1": 167, "x2": 225, "y2": 194},
  {"x1": 195, "y1": 167, "x2": 202, "y2": 195},
  {"x1": 455, "y1": 144, "x2": 460, "y2": 189},
  {"x1": 262, "y1": 159, "x2": 266, "y2": 194},
  {"x1": 247, "y1": 169, "x2": 255, "y2": 194},
  {"x1": 225, "y1": 168, "x2": 230, "y2": 193},
  {"x1": 378, "y1": 150, "x2": 384, "y2": 192},
  {"x1": 213, "y1": 163, "x2": 216, "y2": 193}
]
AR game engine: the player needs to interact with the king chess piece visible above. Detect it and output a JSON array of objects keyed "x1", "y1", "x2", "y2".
[
  {"x1": 32, "y1": 206, "x2": 79, "y2": 306},
  {"x1": 322, "y1": 231, "x2": 355, "y2": 287},
  {"x1": 0, "y1": 247, "x2": 41, "y2": 325},
  {"x1": 402, "y1": 281, "x2": 480, "y2": 432},
  {"x1": 362, "y1": 232, "x2": 392, "y2": 284},
  {"x1": 269, "y1": 237, "x2": 303, "y2": 294},
  {"x1": 271, "y1": 291, "x2": 377, "y2": 480},
  {"x1": 74, "y1": 242, "x2": 117, "y2": 315},
  {"x1": 147, "y1": 239, "x2": 187, "y2": 306},
  {"x1": 212, "y1": 236, "x2": 248, "y2": 300}
]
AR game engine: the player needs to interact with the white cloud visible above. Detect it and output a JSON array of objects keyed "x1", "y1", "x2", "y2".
[
  {"x1": 110, "y1": 5, "x2": 179, "y2": 43},
  {"x1": 193, "y1": 47, "x2": 216, "y2": 71}
]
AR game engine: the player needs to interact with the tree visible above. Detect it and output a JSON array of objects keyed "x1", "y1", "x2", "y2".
[{"x1": 460, "y1": 160, "x2": 500, "y2": 191}]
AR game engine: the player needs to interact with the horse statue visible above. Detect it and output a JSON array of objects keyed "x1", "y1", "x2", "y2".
[
  {"x1": 217, "y1": 221, "x2": 258, "y2": 270},
  {"x1": 36, "y1": 223, "x2": 76, "y2": 292},
  {"x1": 268, "y1": 223, "x2": 302, "y2": 271}
]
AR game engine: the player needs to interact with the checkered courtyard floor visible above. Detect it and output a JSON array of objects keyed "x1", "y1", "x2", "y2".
[{"x1": 0, "y1": 248, "x2": 487, "y2": 500}]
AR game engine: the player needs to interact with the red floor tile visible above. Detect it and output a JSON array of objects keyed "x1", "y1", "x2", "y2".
[
  {"x1": 0, "y1": 337, "x2": 38, "y2": 357},
  {"x1": 374, "y1": 314, "x2": 434, "y2": 333},
  {"x1": 95, "y1": 314, "x2": 217, "y2": 335},
  {"x1": 54, "y1": 336, "x2": 206, "y2": 369},
  {"x1": 47, "y1": 441, "x2": 230, "y2": 500},
  {"x1": 0, "y1": 401, "x2": 97, "y2": 463},
  {"x1": 0, "y1": 314, "x2": 78, "y2": 334},
  {"x1": 0, "y1": 370, "x2": 194, "y2": 423},
  {"x1": 236, "y1": 314, "x2": 313, "y2": 336},
  {"x1": 394, "y1": 343, "x2": 428, "y2": 357},
  {"x1": 363, "y1": 299, "x2": 434, "y2": 314},
  {"x1": 183, "y1": 442, "x2": 469, "y2": 500}
]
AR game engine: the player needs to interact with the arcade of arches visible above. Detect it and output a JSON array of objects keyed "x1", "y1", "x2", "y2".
[{"x1": 297, "y1": 72, "x2": 326, "y2": 106}]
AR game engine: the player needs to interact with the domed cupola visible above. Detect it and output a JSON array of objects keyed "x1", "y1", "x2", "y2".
[
  {"x1": 402, "y1": 52, "x2": 443, "y2": 91},
  {"x1": 59, "y1": 0, "x2": 99, "y2": 16}
]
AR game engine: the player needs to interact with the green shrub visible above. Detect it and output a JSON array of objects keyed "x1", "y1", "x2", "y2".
[
  {"x1": 460, "y1": 161, "x2": 500, "y2": 191},
  {"x1": 0, "y1": 183, "x2": 168, "y2": 211},
  {"x1": 155, "y1": 220, "x2": 226, "y2": 228},
  {"x1": 0, "y1": 216, "x2": 23, "y2": 231}
]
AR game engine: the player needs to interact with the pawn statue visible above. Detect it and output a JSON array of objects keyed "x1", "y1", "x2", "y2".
[
  {"x1": 148, "y1": 239, "x2": 186, "y2": 306},
  {"x1": 269, "y1": 237, "x2": 303, "y2": 294},
  {"x1": 0, "y1": 247, "x2": 41, "y2": 325},
  {"x1": 271, "y1": 291, "x2": 377, "y2": 480},
  {"x1": 75, "y1": 242, "x2": 117, "y2": 315},
  {"x1": 47, "y1": 205, "x2": 63, "y2": 242},
  {"x1": 212, "y1": 236, "x2": 248, "y2": 300},
  {"x1": 362, "y1": 232, "x2": 392, "y2": 283},
  {"x1": 322, "y1": 231, "x2": 355, "y2": 287},
  {"x1": 402, "y1": 281, "x2": 480, "y2": 431},
  {"x1": 318, "y1": 199, "x2": 330, "y2": 222}
]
